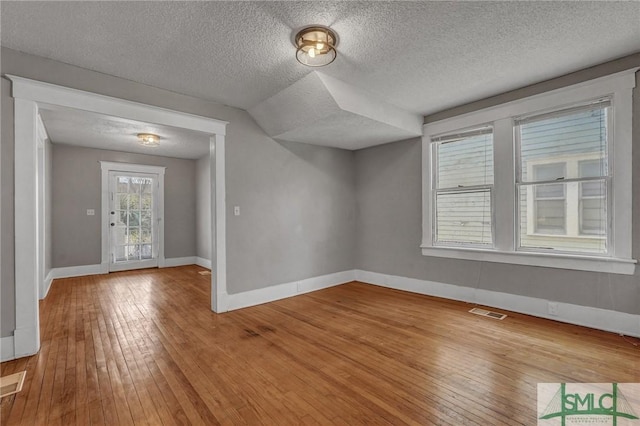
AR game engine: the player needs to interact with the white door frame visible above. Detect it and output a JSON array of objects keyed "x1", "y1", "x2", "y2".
[
  {"x1": 36, "y1": 115, "x2": 49, "y2": 299},
  {"x1": 100, "y1": 162, "x2": 166, "y2": 272},
  {"x1": 8, "y1": 75, "x2": 229, "y2": 358}
]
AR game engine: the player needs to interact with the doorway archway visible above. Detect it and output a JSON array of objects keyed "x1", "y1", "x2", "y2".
[{"x1": 8, "y1": 75, "x2": 228, "y2": 358}]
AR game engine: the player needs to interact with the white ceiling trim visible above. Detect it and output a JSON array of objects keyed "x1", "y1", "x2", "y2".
[{"x1": 7, "y1": 75, "x2": 228, "y2": 135}]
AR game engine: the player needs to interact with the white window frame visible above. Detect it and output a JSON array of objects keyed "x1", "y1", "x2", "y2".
[
  {"x1": 515, "y1": 100, "x2": 612, "y2": 255},
  {"x1": 421, "y1": 69, "x2": 637, "y2": 275},
  {"x1": 431, "y1": 126, "x2": 495, "y2": 248}
]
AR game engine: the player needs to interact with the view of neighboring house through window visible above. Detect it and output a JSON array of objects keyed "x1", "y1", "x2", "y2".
[
  {"x1": 423, "y1": 72, "x2": 634, "y2": 273},
  {"x1": 579, "y1": 159, "x2": 606, "y2": 236},
  {"x1": 516, "y1": 100, "x2": 609, "y2": 254},
  {"x1": 432, "y1": 127, "x2": 494, "y2": 246},
  {"x1": 532, "y1": 163, "x2": 566, "y2": 234}
]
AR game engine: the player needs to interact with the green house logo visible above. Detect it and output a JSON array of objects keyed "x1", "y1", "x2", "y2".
[{"x1": 538, "y1": 383, "x2": 639, "y2": 425}]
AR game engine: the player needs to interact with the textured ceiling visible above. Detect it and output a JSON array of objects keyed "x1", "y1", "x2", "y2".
[
  {"x1": 249, "y1": 72, "x2": 422, "y2": 149},
  {"x1": 40, "y1": 108, "x2": 210, "y2": 160},
  {"x1": 2, "y1": 2, "x2": 639, "y2": 118}
]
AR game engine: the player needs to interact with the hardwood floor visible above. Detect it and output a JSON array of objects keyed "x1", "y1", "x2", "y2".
[{"x1": 1, "y1": 266, "x2": 638, "y2": 425}]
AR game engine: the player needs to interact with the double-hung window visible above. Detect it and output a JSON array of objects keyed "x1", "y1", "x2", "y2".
[
  {"x1": 432, "y1": 127, "x2": 494, "y2": 247},
  {"x1": 422, "y1": 70, "x2": 636, "y2": 275},
  {"x1": 516, "y1": 100, "x2": 610, "y2": 254}
]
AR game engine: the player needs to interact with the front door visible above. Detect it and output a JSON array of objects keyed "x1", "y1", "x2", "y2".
[{"x1": 108, "y1": 171, "x2": 159, "y2": 271}]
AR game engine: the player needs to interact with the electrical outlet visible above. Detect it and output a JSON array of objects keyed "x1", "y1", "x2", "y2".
[
  {"x1": 234, "y1": 206, "x2": 240, "y2": 216},
  {"x1": 87, "y1": 209, "x2": 95, "y2": 216},
  {"x1": 548, "y1": 302, "x2": 559, "y2": 316}
]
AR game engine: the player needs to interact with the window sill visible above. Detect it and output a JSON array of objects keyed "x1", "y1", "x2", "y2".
[
  {"x1": 528, "y1": 233, "x2": 606, "y2": 240},
  {"x1": 420, "y1": 245, "x2": 636, "y2": 275}
]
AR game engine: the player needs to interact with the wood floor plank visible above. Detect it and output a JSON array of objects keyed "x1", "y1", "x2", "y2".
[{"x1": 2, "y1": 266, "x2": 638, "y2": 425}]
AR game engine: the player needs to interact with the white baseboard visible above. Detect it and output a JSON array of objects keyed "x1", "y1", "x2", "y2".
[
  {"x1": 13, "y1": 326, "x2": 39, "y2": 359},
  {"x1": 196, "y1": 257, "x2": 212, "y2": 269},
  {"x1": 1, "y1": 335, "x2": 15, "y2": 362},
  {"x1": 162, "y1": 256, "x2": 197, "y2": 268},
  {"x1": 226, "y1": 270, "x2": 355, "y2": 311},
  {"x1": 48, "y1": 258, "x2": 201, "y2": 282},
  {"x1": 40, "y1": 271, "x2": 53, "y2": 300},
  {"x1": 50, "y1": 263, "x2": 104, "y2": 280},
  {"x1": 355, "y1": 270, "x2": 640, "y2": 338}
]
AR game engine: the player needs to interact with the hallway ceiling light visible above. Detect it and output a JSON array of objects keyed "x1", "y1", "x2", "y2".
[
  {"x1": 294, "y1": 26, "x2": 338, "y2": 67},
  {"x1": 137, "y1": 133, "x2": 160, "y2": 147}
]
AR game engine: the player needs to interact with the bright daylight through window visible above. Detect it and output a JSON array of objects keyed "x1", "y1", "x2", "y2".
[
  {"x1": 516, "y1": 100, "x2": 610, "y2": 254},
  {"x1": 433, "y1": 127, "x2": 494, "y2": 247},
  {"x1": 421, "y1": 70, "x2": 636, "y2": 274}
]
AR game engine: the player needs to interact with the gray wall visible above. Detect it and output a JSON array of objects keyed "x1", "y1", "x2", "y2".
[
  {"x1": 227, "y1": 140, "x2": 355, "y2": 290},
  {"x1": 51, "y1": 144, "x2": 197, "y2": 267},
  {"x1": 355, "y1": 69, "x2": 640, "y2": 316},
  {"x1": 1, "y1": 47, "x2": 356, "y2": 336},
  {"x1": 195, "y1": 155, "x2": 211, "y2": 262}
]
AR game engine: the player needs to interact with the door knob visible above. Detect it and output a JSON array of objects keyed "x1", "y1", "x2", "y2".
[{"x1": 110, "y1": 223, "x2": 115, "y2": 226}]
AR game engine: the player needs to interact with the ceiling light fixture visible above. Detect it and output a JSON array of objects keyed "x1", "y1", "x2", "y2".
[
  {"x1": 137, "y1": 133, "x2": 160, "y2": 147},
  {"x1": 294, "y1": 25, "x2": 338, "y2": 67}
]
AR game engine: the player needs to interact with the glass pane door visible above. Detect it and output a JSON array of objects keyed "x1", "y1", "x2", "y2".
[{"x1": 109, "y1": 172, "x2": 158, "y2": 270}]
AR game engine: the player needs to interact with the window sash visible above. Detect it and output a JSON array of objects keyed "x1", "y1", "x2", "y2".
[
  {"x1": 534, "y1": 199, "x2": 566, "y2": 235},
  {"x1": 433, "y1": 131, "x2": 494, "y2": 190},
  {"x1": 515, "y1": 102, "x2": 610, "y2": 185},
  {"x1": 513, "y1": 98, "x2": 611, "y2": 254},
  {"x1": 514, "y1": 98, "x2": 611, "y2": 126},
  {"x1": 430, "y1": 125, "x2": 493, "y2": 143},
  {"x1": 431, "y1": 126, "x2": 495, "y2": 248},
  {"x1": 517, "y1": 176, "x2": 610, "y2": 239},
  {"x1": 433, "y1": 186, "x2": 494, "y2": 247},
  {"x1": 531, "y1": 178, "x2": 567, "y2": 235},
  {"x1": 579, "y1": 178, "x2": 607, "y2": 236}
]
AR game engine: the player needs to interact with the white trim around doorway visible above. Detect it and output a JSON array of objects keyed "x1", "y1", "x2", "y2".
[{"x1": 7, "y1": 74, "x2": 229, "y2": 358}]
